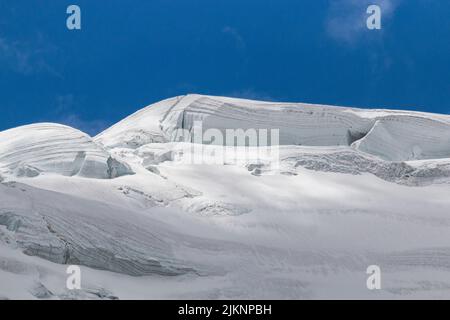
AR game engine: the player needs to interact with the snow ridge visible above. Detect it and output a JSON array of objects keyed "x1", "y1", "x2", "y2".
[
  {"x1": 0, "y1": 123, "x2": 133, "y2": 179},
  {"x1": 95, "y1": 94, "x2": 450, "y2": 162},
  {"x1": 2, "y1": 95, "x2": 450, "y2": 299}
]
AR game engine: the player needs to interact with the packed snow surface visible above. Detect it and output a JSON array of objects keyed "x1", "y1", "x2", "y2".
[
  {"x1": 96, "y1": 94, "x2": 450, "y2": 161},
  {"x1": 0, "y1": 123, "x2": 133, "y2": 179},
  {"x1": 1, "y1": 94, "x2": 450, "y2": 299}
]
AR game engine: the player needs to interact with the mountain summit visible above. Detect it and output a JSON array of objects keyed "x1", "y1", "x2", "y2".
[{"x1": 1, "y1": 95, "x2": 450, "y2": 299}]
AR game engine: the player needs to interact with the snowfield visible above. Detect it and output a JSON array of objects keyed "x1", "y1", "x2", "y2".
[
  {"x1": 1, "y1": 94, "x2": 450, "y2": 299},
  {"x1": 0, "y1": 123, "x2": 133, "y2": 179}
]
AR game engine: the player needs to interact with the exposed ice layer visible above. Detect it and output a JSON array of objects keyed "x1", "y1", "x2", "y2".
[
  {"x1": 352, "y1": 116, "x2": 450, "y2": 161},
  {"x1": 277, "y1": 147, "x2": 450, "y2": 186},
  {"x1": 95, "y1": 95, "x2": 450, "y2": 161},
  {"x1": 0, "y1": 182, "x2": 206, "y2": 276},
  {"x1": 96, "y1": 95, "x2": 373, "y2": 148},
  {"x1": 0, "y1": 123, "x2": 133, "y2": 179},
  {"x1": 134, "y1": 142, "x2": 450, "y2": 186},
  {"x1": 3, "y1": 95, "x2": 450, "y2": 300}
]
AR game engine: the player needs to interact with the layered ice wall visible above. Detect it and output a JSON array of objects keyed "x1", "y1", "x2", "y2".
[
  {"x1": 95, "y1": 94, "x2": 450, "y2": 161},
  {"x1": 0, "y1": 182, "x2": 202, "y2": 277},
  {"x1": 96, "y1": 95, "x2": 374, "y2": 148},
  {"x1": 0, "y1": 123, "x2": 133, "y2": 179},
  {"x1": 352, "y1": 116, "x2": 450, "y2": 161}
]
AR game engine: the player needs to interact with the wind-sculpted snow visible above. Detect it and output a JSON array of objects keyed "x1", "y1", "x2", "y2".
[
  {"x1": 95, "y1": 96, "x2": 188, "y2": 149},
  {"x1": 95, "y1": 94, "x2": 450, "y2": 162},
  {"x1": 96, "y1": 95, "x2": 373, "y2": 148},
  {"x1": 0, "y1": 123, "x2": 133, "y2": 179},
  {"x1": 130, "y1": 143, "x2": 450, "y2": 186},
  {"x1": 276, "y1": 147, "x2": 450, "y2": 186},
  {"x1": 3, "y1": 95, "x2": 450, "y2": 299},
  {"x1": 0, "y1": 182, "x2": 213, "y2": 276},
  {"x1": 352, "y1": 116, "x2": 450, "y2": 161}
]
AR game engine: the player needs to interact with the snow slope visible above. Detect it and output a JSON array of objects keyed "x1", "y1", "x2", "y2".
[
  {"x1": 353, "y1": 116, "x2": 450, "y2": 161},
  {"x1": 1, "y1": 95, "x2": 450, "y2": 299},
  {"x1": 3, "y1": 156, "x2": 450, "y2": 299},
  {"x1": 0, "y1": 123, "x2": 133, "y2": 179},
  {"x1": 95, "y1": 94, "x2": 450, "y2": 161}
]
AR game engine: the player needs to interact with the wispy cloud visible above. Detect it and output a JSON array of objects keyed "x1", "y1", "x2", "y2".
[
  {"x1": 326, "y1": 0, "x2": 402, "y2": 44},
  {"x1": 46, "y1": 95, "x2": 110, "y2": 137},
  {"x1": 227, "y1": 88, "x2": 277, "y2": 102},
  {"x1": 0, "y1": 33, "x2": 60, "y2": 76},
  {"x1": 56, "y1": 114, "x2": 110, "y2": 137},
  {"x1": 222, "y1": 26, "x2": 246, "y2": 51}
]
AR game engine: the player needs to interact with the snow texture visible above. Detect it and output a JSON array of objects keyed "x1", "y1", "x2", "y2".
[
  {"x1": 1, "y1": 95, "x2": 450, "y2": 299},
  {"x1": 0, "y1": 123, "x2": 133, "y2": 179}
]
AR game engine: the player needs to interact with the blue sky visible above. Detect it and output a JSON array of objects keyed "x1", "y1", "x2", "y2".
[{"x1": 0, "y1": 0, "x2": 449, "y2": 135}]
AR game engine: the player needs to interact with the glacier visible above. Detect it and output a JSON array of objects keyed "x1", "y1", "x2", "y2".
[
  {"x1": 96, "y1": 94, "x2": 450, "y2": 161},
  {"x1": 0, "y1": 123, "x2": 133, "y2": 179},
  {"x1": 1, "y1": 94, "x2": 450, "y2": 299}
]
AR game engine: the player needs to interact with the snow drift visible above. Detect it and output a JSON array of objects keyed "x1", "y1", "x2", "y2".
[
  {"x1": 0, "y1": 123, "x2": 133, "y2": 179},
  {"x1": 352, "y1": 116, "x2": 450, "y2": 161},
  {"x1": 2, "y1": 95, "x2": 450, "y2": 299},
  {"x1": 95, "y1": 94, "x2": 450, "y2": 162}
]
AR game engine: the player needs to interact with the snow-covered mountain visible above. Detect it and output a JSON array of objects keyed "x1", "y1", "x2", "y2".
[
  {"x1": 96, "y1": 94, "x2": 450, "y2": 161},
  {"x1": 0, "y1": 123, "x2": 133, "y2": 179},
  {"x1": 1, "y1": 94, "x2": 450, "y2": 299}
]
